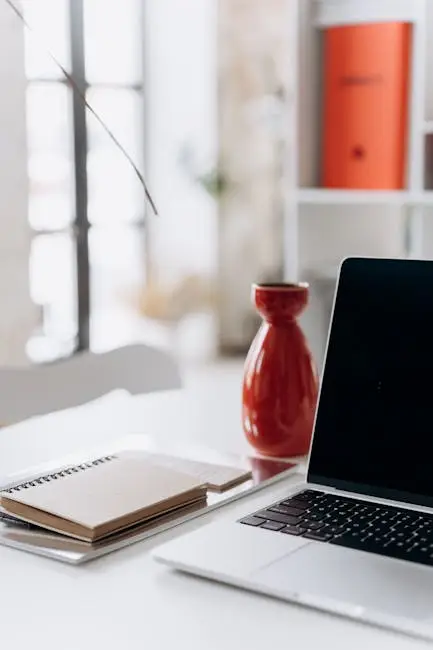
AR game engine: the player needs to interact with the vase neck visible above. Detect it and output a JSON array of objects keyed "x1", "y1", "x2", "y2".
[
  {"x1": 254, "y1": 287, "x2": 308, "y2": 322},
  {"x1": 263, "y1": 316, "x2": 298, "y2": 326}
]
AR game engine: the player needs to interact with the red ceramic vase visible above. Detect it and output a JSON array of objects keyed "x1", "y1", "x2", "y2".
[{"x1": 242, "y1": 283, "x2": 319, "y2": 458}]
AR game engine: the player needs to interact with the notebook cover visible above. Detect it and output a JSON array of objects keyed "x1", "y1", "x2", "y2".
[
  {"x1": 322, "y1": 22, "x2": 411, "y2": 189},
  {"x1": 0, "y1": 453, "x2": 206, "y2": 541}
]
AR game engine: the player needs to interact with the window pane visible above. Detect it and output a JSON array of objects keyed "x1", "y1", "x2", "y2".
[
  {"x1": 23, "y1": 0, "x2": 70, "y2": 80},
  {"x1": 29, "y1": 233, "x2": 77, "y2": 341},
  {"x1": 86, "y1": 88, "x2": 144, "y2": 224},
  {"x1": 29, "y1": 193, "x2": 73, "y2": 232},
  {"x1": 87, "y1": 88, "x2": 142, "y2": 163},
  {"x1": 26, "y1": 83, "x2": 72, "y2": 156},
  {"x1": 84, "y1": 0, "x2": 142, "y2": 84},
  {"x1": 26, "y1": 83, "x2": 74, "y2": 230},
  {"x1": 87, "y1": 151, "x2": 144, "y2": 225},
  {"x1": 89, "y1": 226, "x2": 145, "y2": 350}
]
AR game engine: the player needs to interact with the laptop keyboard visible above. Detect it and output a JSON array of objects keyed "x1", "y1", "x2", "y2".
[{"x1": 240, "y1": 489, "x2": 433, "y2": 567}]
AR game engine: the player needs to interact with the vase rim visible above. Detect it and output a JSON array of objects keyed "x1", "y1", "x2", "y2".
[{"x1": 253, "y1": 282, "x2": 309, "y2": 291}]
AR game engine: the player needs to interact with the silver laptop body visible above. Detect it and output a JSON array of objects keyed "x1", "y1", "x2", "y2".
[{"x1": 154, "y1": 258, "x2": 433, "y2": 641}]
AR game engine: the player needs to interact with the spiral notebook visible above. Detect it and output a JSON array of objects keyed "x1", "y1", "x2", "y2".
[{"x1": 0, "y1": 452, "x2": 207, "y2": 542}]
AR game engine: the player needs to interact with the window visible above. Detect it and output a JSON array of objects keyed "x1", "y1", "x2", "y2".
[{"x1": 23, "y1": 0, "x2": 146, "y2": 362}]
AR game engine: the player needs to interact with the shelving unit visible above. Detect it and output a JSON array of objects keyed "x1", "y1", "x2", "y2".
[
  {"x1": 297, "y1": 189, "x2": 433, "y2": 206},
  {"x1": 284, "y1": 0, "x2": 430, "y2": 282}
]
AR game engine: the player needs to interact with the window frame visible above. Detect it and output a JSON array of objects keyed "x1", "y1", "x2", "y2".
[{"x1": 25, "y1": 0, "x2": 147, "y2": 357}]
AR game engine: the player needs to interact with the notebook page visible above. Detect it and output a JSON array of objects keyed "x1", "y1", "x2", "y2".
[{"x1": 135, "y1": 451, "x2": 252, "y2": 492}]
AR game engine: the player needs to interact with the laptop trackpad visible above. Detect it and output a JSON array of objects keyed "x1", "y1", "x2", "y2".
[{"x1": 254, "y1": 543, "x2": 433, "y2": 620}]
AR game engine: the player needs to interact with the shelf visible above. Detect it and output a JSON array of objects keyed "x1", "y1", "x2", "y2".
[
  {"x1": 296, "y1": 189, "x2": 433, "y2": 206},
  {"x1": 314, "y1": 0, "x2": 424, "y2": 28}
]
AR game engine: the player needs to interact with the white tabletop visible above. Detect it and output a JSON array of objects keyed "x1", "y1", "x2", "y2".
[{"x1": 0, "y1": 387, "x2": 423, "y2": 650}]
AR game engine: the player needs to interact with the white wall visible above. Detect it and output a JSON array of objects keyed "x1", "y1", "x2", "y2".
[{"x1": 0, "y1": 2, "x2": 36, "y2": 365}]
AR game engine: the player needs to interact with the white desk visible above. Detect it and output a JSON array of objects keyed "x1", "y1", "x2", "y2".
[{"x1": 0, "y1": 388, "x2": 422, "y2": 650}]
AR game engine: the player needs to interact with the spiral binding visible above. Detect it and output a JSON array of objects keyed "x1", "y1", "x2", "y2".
[{"x1": 2, "y1": 455, "x2": 117, "y2": 494}]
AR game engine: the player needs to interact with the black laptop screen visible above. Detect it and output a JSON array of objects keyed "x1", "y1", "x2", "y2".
[{"x1": 308, "y1": 257, "x2": 433, "y2": 507}]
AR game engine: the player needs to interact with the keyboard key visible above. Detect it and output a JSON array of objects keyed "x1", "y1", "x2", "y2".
[
  {"x1": 395, "y1": 531, "x2": 406, "y2": 539},
  {"x1": 422, "y1": 527, "x2": 433, "y2": 537},
  {"x1": 288, "y1": 494, "x2": 311, "y2": 502},
  {"x1": 280, "y1": 499, "x2": 309, "y2": 510},
  {"x1": 280, "y1": 525, "x2": 306, "y2": 536},
  {"x1": 303, "y1": 531, "x2": 333, "y2": 542},
  {"x1": 291, "y1": 490, "x2": 323, "y2": 503},
  {"x1": 327, "y1": 516, "x2": 350, "y2": 526},
  {"x1": 322, "y1": 525, "x2": 346, "y2": 536},
  {"x1": 240, "y1": 516, "x2": 265, "y2": 527},
  {"x1": 271, "y1": 505, "x2": 304, "y2": 517},
  {"x1": 368, "y1": 524, "x2": 392, "y2": 535},
  {"x1": 270, "y1": 505, "x2": 304, "y2": 517},
  {"x1": 255, "y1": 510, "x2": 302, "y2": 526},
  {"x1": 306, "y1": 521, "x2": 325, "y2": 531},
  {"x1": 260, "y1": 521, "x2": 285, "y2": 531}
]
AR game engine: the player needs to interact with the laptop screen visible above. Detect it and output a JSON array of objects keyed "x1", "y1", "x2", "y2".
[{"x1": 308, "y1": 257, "x2": 433, "y2": 507}]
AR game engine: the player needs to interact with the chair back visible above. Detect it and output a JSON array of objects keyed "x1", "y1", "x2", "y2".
[{"x1": 0, "y1": 343, "x2": 181, "y2": 423}]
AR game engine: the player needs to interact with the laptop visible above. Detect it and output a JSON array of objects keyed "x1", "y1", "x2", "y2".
[{"x1": 154, "y1": 257, "x2": 433, "y2": 641}]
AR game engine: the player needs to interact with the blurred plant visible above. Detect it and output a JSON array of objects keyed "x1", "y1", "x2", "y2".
[
  {"x1": 126, "y1": 273, "x2": 218, "y2": 326},
  {"x1": 178, "y1": 143, "x2": 230, "y2": 200},
  {"x1": 195, "y1": 167, "x2": 229, "y2": 198}
]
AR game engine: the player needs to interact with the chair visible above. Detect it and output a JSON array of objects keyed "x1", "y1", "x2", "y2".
[{"x1": 0, "y1": 343, "x2": 182, "y2": 424}]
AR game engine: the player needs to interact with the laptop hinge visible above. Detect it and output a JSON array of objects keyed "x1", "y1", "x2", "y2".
[{"x1": 307, "y1": 482, "x2": 433, "y2": 515}]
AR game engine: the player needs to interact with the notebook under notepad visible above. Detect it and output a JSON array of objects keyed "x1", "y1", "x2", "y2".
[{"x1": 0, "y1": 451, "x2": 208, "y2": 542}]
